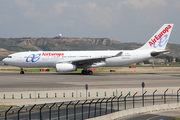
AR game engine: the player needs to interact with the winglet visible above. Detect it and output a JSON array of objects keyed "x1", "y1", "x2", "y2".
[{"x1": 114, "y1": 52, "x2": 123, "y2": 57}]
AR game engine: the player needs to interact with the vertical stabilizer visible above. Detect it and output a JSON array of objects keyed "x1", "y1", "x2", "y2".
[{"x1": 138, "y1": 24, "x2": 174, "y2": 50}]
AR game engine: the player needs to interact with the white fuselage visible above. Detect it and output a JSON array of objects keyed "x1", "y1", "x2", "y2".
[{"x1": 2, "y1": 49, "x2": 151, "y2": 68}]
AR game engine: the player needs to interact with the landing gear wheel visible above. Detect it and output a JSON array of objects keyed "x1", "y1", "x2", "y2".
[
  {"x1": 81, "y1": 70, "x2": 87, "y2": 75},
  {"x1": 81, "y1": 70, "x2": 93, "y2": 75},
  {"x1": 20, "y1": 71, "x2": 24, "y2": 74},
  {"x1": 20, "y1": 68, "x2": 24, "y2": 74},
  {"x1": 87, "y1": 70, "x2": 93, "y2": 75}
]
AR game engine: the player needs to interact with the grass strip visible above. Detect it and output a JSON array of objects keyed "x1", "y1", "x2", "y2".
[{"x1": 0, "y1": 67, "x2": 123, "y2": 73}]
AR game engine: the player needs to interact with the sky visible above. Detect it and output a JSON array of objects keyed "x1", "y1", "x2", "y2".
[{"x1": 0, "y1": 0, "x2": 180, "y2": 44}]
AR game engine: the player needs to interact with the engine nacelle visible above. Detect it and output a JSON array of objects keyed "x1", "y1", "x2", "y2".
[{"x1": 56, "y1": 63, "x2": 77, "y2": 72}]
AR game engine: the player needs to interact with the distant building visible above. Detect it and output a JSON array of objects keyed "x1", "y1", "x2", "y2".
[
  {"x1": 59, "y1": 34, "x2": 62, "y2": 38},
  {"x1": 53, "y1": 34, "x2": 63, "y2": 39},
  {"x1": 149, "y1": 58, "x2": 165, "y2": 63},
  {"x1": 173, "y1": 58, "x2": 176, "y2": 62}
]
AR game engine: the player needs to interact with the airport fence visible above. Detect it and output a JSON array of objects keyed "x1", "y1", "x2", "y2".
[{"x1": 0, "y1": 88, "x2": 180, "y2": 120}]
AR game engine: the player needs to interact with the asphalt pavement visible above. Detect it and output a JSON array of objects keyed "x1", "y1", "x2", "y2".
[{"x1": 1, "y1": 71, "x2": 180, "y2": 119}]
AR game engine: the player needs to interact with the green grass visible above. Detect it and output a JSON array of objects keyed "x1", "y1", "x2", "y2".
[
  {"x1": 172, "y1": 75, "x2": 180, "y2": 77},
  {"x1": 0, "y1": 68, "x2": 56, "y2": 72},
  {"x1": 0, "y1": 69, "x2": 20, "y2": 71},
  {"x1": 70, "y1": 67, "x2": 123, "y2": 73},
  {"x1": 94, "y1": 67, "x2": 122, "y2": 73},
  {"x1": 0, "y1": 67, "x2": 122, "y2": 73},
  {"x1": 175, "y1": 117, "x2": 180, "y2": 120}
]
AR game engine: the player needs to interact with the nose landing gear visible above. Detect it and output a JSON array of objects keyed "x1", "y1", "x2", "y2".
[{"x1": 20, "y1": 68, "x2": 24, "y2": 74}]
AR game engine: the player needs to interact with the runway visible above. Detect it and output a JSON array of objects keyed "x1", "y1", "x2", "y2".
[
  {"x1": 1, "y1": 72, "x2": 180, "y2": 119},
  {"x1": 0, "y1": 72, "x2": 180, "y2": 92}
]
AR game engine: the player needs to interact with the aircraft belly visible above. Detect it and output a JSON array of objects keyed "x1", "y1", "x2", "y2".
[
  {"x1": 105, "y1": 55, "x2": 135, "y2": 66},
  {"x1": 106, "y1": 59, "x2": 133, "y2": 66},
  {"x1": 90, "y1": 62, "x2": 106, "y2": 68}
]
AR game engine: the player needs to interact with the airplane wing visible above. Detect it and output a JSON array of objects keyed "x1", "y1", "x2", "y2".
[
  {"x1": 72, "y1": 57, "x2": 108, "y2": 65},
  {"x1": 73, "y1": 51, "x2": 123, "y2": 65},
  {"x1": 55, "y1": 51, "x2": 123, "y2": 65}
]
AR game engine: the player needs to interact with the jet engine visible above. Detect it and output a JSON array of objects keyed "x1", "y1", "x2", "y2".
[{"x1": 56, "y1": 63, "x2": 77, "y2": 72}]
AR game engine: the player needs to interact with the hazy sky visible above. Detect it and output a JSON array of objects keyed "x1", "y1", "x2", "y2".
[{"x1": 0, "y1": 0, "x2": 179, "y2": 44}]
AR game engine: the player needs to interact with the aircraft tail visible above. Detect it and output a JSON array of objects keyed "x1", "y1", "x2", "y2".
[{"x1": 138, "y1": 24, "x2": 174, "y2": 51}]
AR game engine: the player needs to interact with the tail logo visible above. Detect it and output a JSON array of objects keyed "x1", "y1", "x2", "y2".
[
  {"x1": 149, "y1": 25, "x2": 172, "y2": 47},
  {"x1": 153, "y1": 34, "x2": 168, "y2": 48}
]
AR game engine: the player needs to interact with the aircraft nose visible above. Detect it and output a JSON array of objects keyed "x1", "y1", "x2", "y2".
[{"x1": 2, "y1": 58, "x2": 6, "y2": 63}]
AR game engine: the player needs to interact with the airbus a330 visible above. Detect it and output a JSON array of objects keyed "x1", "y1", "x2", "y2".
[{"x1": 2, "y1": 24, "x2": 174, "y2": 75}]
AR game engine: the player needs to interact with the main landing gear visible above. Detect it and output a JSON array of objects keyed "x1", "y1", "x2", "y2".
[
  {"x1": 20, "y1": 68, "x2": 24, "y2": 74},
  {"x1": 81, "y1": 70, "x2": 93, "y2": 75}
]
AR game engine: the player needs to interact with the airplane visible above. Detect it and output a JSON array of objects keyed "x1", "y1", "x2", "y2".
[{"x1": 2, "y1": 24, "x2": 174, "y2": 75}]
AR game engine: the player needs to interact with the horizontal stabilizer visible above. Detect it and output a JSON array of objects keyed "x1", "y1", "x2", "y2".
[{"x1": 151, "y1": 50, "x2": 170, "y2": 57}]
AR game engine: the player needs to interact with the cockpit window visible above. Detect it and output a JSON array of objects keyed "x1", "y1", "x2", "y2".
[{"x1": 7, "y1": 56, "x2": 12, "y2": 58}]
